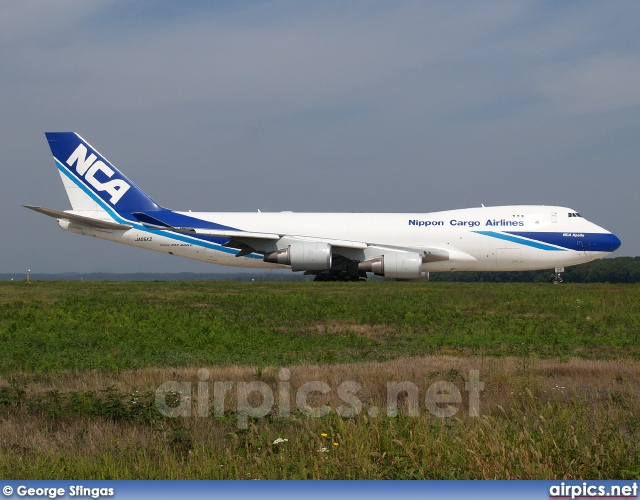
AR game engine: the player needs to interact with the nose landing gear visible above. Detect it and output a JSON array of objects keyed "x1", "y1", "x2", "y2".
[{"x1": 550, "y1": 267, "x2": 564, "y2": 284}]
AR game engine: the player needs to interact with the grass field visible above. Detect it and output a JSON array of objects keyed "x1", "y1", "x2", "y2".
[
  {"x1": 2, "y1": 281, "x2": 639, "y2": 372},
  {"x1": 0, "y1": 281, "x2": 638, "y2": 479}
]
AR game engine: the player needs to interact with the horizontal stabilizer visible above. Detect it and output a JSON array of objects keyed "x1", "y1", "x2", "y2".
[{"x1": 23, "y1": 205, "x2": 132, "y2": 230}]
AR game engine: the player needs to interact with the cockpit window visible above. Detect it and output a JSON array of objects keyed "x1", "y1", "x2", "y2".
[{"x1": 568, "y1": 212, "x2": 582, "y2": 218}]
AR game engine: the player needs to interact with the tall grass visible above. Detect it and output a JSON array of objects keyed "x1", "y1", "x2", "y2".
[{"x1": 0, "y1": 357, "x2": 638, "y2": 479}]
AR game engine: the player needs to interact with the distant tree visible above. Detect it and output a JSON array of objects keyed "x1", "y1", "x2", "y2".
[{"x1": 430, "y1": 257, "x2": 640, "y2": 283}]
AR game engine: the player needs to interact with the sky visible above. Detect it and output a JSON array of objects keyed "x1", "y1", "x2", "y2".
[{"x1": 1, "y1": 0, "x2": 639, "y2": 274}]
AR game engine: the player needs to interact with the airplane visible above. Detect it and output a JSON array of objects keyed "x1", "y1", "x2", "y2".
[{"x1": 25, "y1": 132, "x2": 621, "y2": 282}]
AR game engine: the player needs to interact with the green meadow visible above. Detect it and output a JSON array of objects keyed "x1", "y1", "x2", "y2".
[
  {"x1": 1, "y1": 281, "x2": 639, "y2": 373},
  {"x1": 0, "y1": 281, "x2": 638, "y2": 479}
]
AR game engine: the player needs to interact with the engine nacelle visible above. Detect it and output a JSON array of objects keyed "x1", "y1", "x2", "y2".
[
  {"x1": 264, "y1": 242, "x2": 332, "y2": 270},
  {"x1": 358, "y1": 252, "x2": 423, "y2": 279}
]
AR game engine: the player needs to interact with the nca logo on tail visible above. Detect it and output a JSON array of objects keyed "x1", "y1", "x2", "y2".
[{"x1": 66, "y1": 144, "x2": 130, "y2": 204}]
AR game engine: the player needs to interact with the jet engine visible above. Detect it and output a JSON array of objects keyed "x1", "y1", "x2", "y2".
[
  {"x1": 264, "y1": 242, "x2": 332, "y2": 270},
  {"x1": 358, "y1": 252, "x2": 424, "y2": 279}
]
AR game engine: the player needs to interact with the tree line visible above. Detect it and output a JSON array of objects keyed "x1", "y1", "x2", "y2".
[{"x1": 430, "y1": 257, "x2": 640, "y2": 283}]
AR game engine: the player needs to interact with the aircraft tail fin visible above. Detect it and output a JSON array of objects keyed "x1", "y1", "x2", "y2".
[{"x1": 45, "y1": 132, "x2": 161, "y2": 219}]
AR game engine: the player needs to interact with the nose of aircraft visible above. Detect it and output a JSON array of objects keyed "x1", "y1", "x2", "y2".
[{"x1": 609, "y1": 233, "x2": 622, "y2": 252}]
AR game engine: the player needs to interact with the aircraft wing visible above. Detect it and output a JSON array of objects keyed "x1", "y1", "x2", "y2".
[
  {"x1": 24, "y1": 205, "x2": 133, "y2": 230},
  {"x1": 367, "y1": 244, "x2": 449, "y2": 262},
  {"x1": 131, "y1": 211, "x2": 449, "y2": 261},
  {"x1": 212, "y1": 231, "x2": 449, "y2": 262}
]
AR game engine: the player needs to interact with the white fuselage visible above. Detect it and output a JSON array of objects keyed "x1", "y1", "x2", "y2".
[{"x1": 59, "y1": 205, "x2": 618, "y2": 273}]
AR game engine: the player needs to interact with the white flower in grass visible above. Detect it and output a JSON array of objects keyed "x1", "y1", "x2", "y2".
[{"x1": 273, "y1": 438, "x2": 288, "y2": 445}]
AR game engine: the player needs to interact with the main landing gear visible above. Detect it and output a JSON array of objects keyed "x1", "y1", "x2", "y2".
[
  {"x1": 312, "y1": 272, "x2": 366, "y2": 282},
  {"x1": 309, "y1": 256, "x2": 367, "y2": 282}
]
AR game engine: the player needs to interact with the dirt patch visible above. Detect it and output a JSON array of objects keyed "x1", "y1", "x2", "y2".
[{"x1": 277, "y1": 320, "x2": 398, "y2": 338}]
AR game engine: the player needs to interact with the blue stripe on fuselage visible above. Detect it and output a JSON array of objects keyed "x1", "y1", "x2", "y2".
[
  {"x1": 473, "y1": 231, "x2": 565, "y2": 251},
  {"x1": 505, "y1": 232, "x2": 618, "y2": 252},
  {"x1": 474, "y1": 230, "x2": 617, "y2": 252}
]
